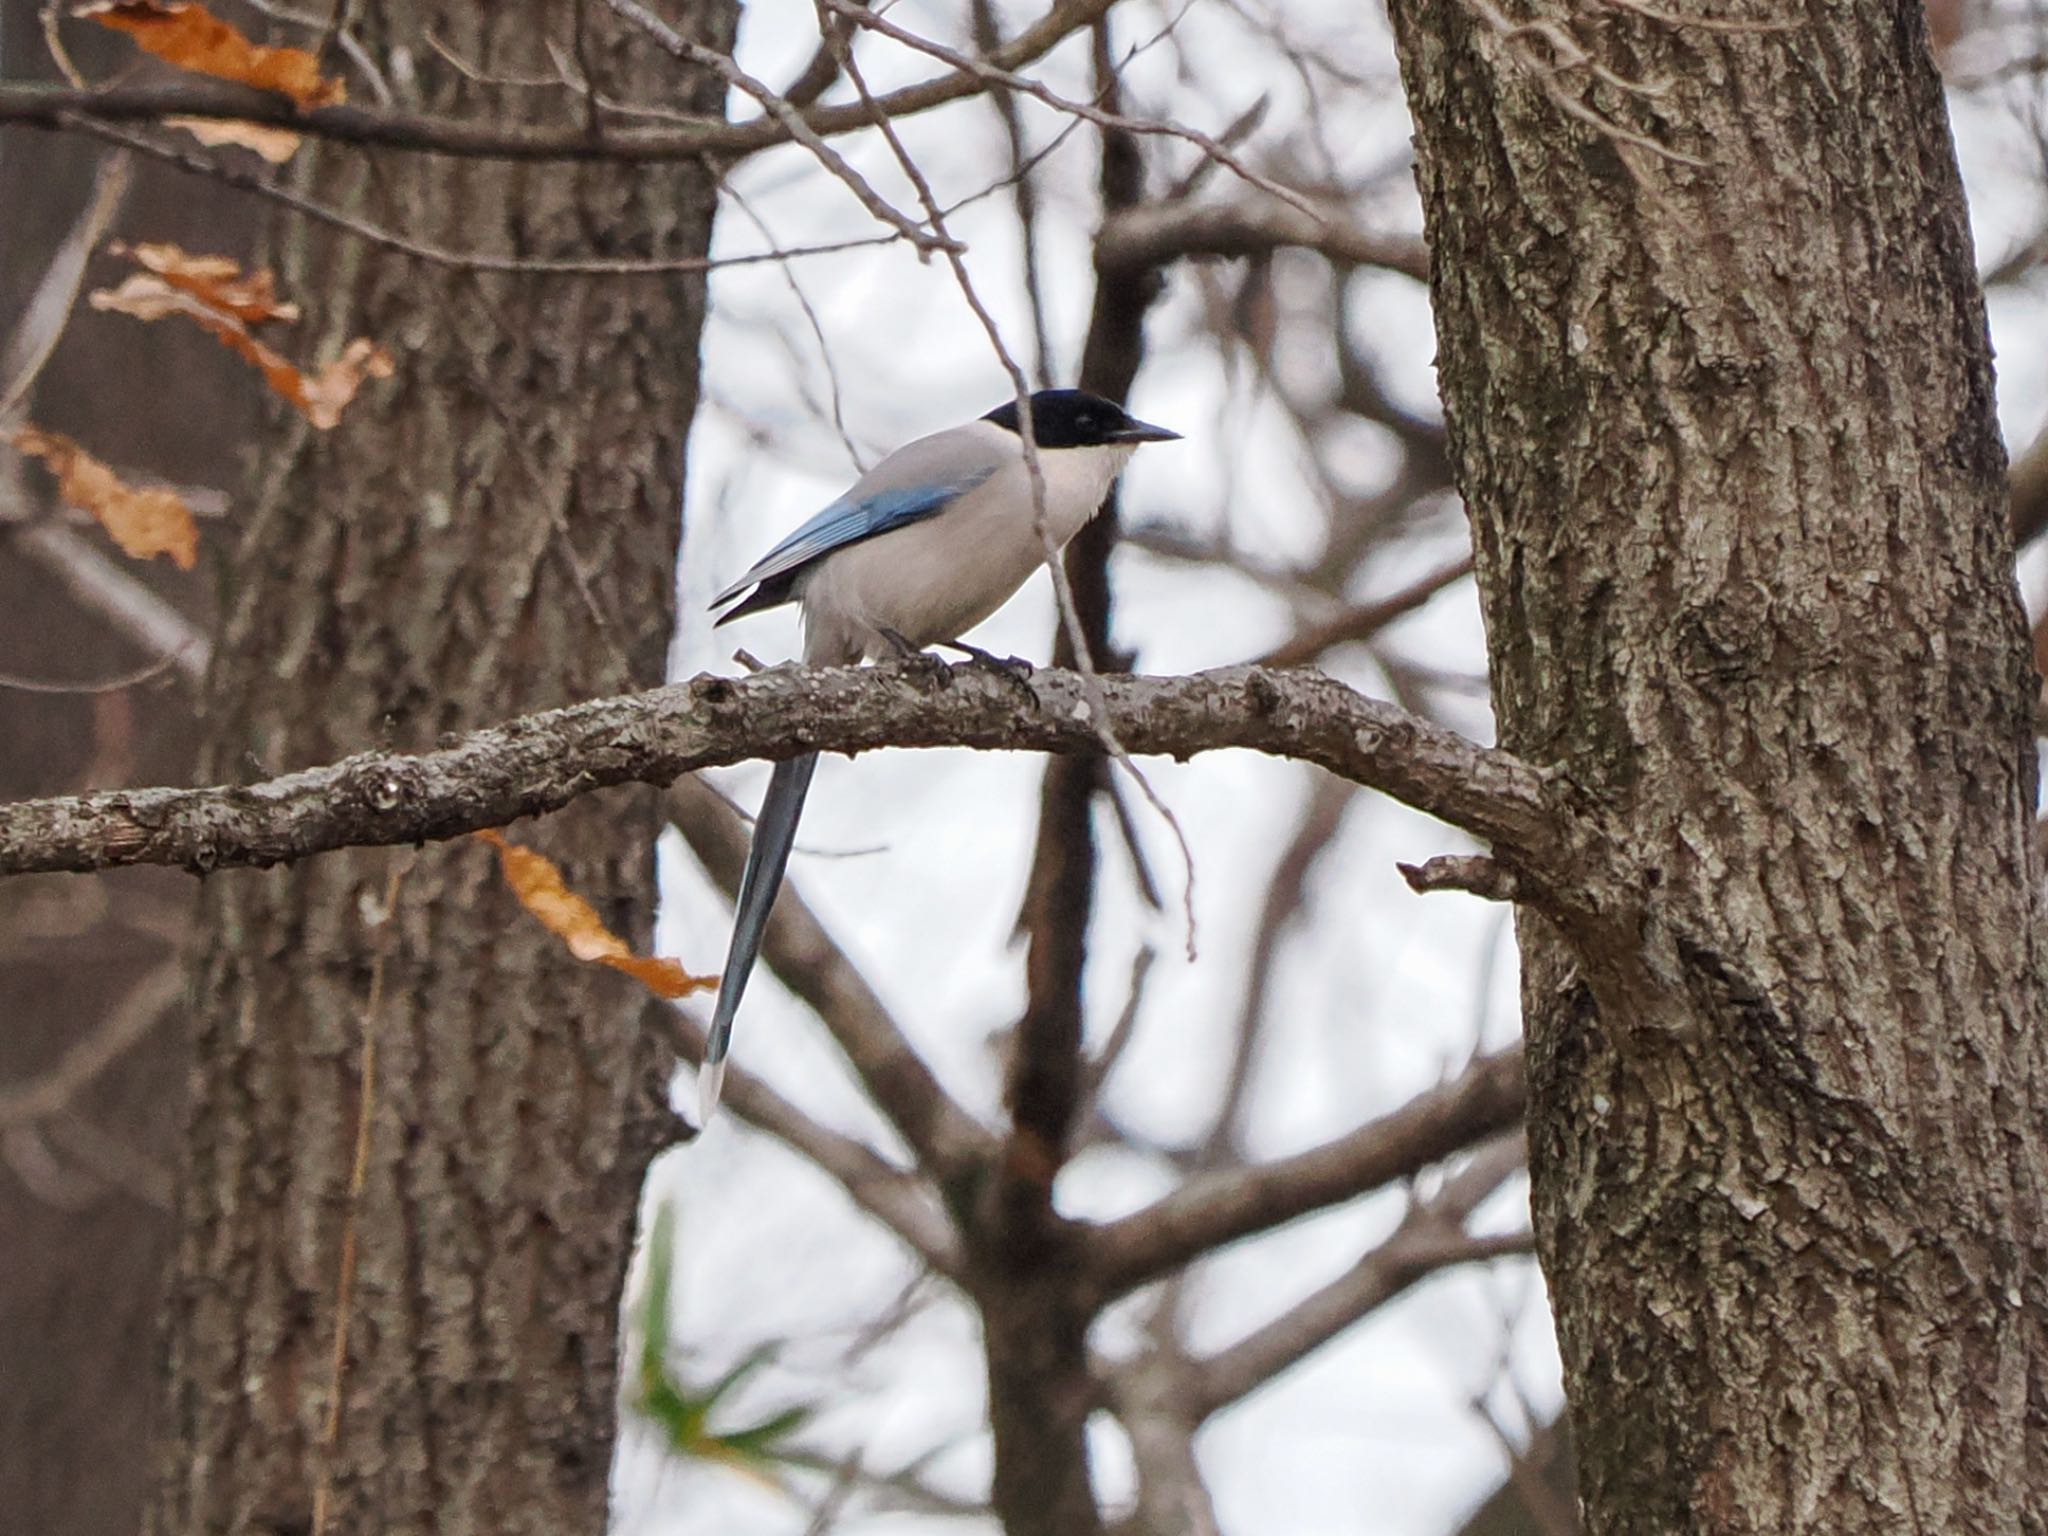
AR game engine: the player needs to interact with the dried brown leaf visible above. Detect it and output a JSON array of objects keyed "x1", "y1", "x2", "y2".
[
  {"x1": 105, "y1": 241, "x2": 298, "y2": 323},
  {"x1": 291, "y1": 338, "x2": 394, "y2": 431},
  {"x1": 9, "y1": 426, "x2": 198, "y2": 569},
  {"x1": 164, "y1": 115, "x2": 302, "y2": 163},
  {"x1": 89, "y1": 246, "x2": 391, "y2": 429},
  {"x1": 475, "y1": 830, "x2": 715, "y2": 1001},
  {"x1": 80, "y1": 0, "x2": 345, "y2": 108}
]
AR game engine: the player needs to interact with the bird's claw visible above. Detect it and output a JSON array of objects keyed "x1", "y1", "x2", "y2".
[
  {"x1": 878, "y1": 628, "x2": 955, "y2": 688},
  {"x1": 936, "y1": 639, "x2": 1038, "y2": 703}
]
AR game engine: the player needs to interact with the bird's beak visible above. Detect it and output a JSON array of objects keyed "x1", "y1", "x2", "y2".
[{"x1": 1113, "y1": 418, "x2": 1181, "y2": 443}]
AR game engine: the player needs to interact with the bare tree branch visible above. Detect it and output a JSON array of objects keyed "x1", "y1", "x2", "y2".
[
  {"x1": 972, "y1": 0, "x2": 1057, "y2": 385},
  {"x1": 1185, "y1": 1133, "x2": 1527, "y2": 1413},
  {"x1": 599, "y1": 0, "x2": 958, "y2": 255},
  {"x1": 5, "y1": 523, "x2": 211, "y2": 686},
  {"x1": 1256, "y1": 555, "x2": 1473, "y2": 668},
  {"x1": 1399, "y1": 853, "x2": 1521, "y2": 902},
  {"x1": 778, "y1": 0, "x2": 869, "y2": 111},
  {"x1": 0, "y1": 0, "x2": 1119, "y2": 161},
  {"x1": 54, "y1": 113, "x2": 908, "y2": 278},
  {"x1": 1104, "y1": 1353, "x2": 1224, "y2": 1536},
  {"x1": 1085, "y1": 1046, "x2": 1526, "y2": 1300},
  {"x1": 821, "y1": 0, "x2": 1322, "y2": 219},
  {"x1": 0, "y1": 960, "x2": 182, "y2": 1128},
  {"x1": 0, "y1": 664, "x2": 1569, "y2": 899},
  {"x1": 0, "y1": 151, "x2": 130, "y2": 420},
  {"x1": 1096, "y1": 195, "x2": 1430, "y2": 281}
]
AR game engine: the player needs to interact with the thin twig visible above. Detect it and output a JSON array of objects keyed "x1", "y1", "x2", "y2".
[
  {"x1": 9, "y1": 522, "x2": 212, "y2": 685},
  {"x1": 1458, "y1": 0, "x2": 1709, "y2": 169},
  {"x1": 821, "y1": 0, "x2": 1326, "y2": 222},
  {"x1": 56, "y1": 116, "x2": 912, "y2": 278},
  {"x1": 0, "y1": 153, "x2": 132, "y2": 422},
  {"x1": 0, "y1": 0, "x2": 1124, "y2": 160},
  {"x1": 600, "y1": 0, "x2": 957, "y2": 255},
  {"x1": 0, "y1": 960, "x2": 182, "y2": 1127},
  {"x1": 971, "y1": 0, "x2": 1057, "y2": 384},
  {"x1": 309, "y1": 860, "x2": 408, "y2": 1536},
  {"x1": 718, "y1": 174, "x2": 865, "y2": 470},
  {"x1": 0, "y1": 642, "x2": 191, "y2": 696}
]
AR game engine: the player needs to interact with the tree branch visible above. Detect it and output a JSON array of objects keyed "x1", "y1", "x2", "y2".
[
  {"x1": 597, "y1": 0, "x2": 956, "y2": 255},
  {"x1": 55, "y1": 113, "x2": 914, "y2": 277},
  {"x1": 1084, "y1": 1046, "x2": 1526, "y2": 1301},
  {"x1": 0, "y1": 0, "x2": 1117, "y2": 162},
  {"x1": 0, "y1": 960, "x2": 182, "y2": 1128},
  {"x1": 1256, "y1": 555, "x2": 1473, "y2": 668},
  {"x1": 1095, "y1": 196, "x2": 1430, "y2": 282},
  {"x1": 1398, "y1": 853, "x2": 1520, "y2": 902},
  {"x1": 0, "y1": 663, "x2": 1566, "y2": 883},
  {"x1": 1184, "y1": 1133, "x2": 1527, "y2": 1414}
]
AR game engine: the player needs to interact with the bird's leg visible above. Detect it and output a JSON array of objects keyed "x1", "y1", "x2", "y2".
[
  {"x1": 877, "y1": 627, "x2": 953, "y2": 686},
  {"x1": 935, "y1": 638, "x2": 1039, "y2": 703}
]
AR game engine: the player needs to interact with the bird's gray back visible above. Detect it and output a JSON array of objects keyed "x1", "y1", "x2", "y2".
[{"x1": 846, "y1": 420, "x2": 1016, "y2": 499}]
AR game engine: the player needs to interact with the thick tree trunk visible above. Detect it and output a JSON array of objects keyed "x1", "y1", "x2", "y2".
[
  {"x1": 1388, "y1": 3, "x2": 2048, "y2": 1531},
  {"x1": 144, "y1": 6, "x2": 731, "y2": 1534}
]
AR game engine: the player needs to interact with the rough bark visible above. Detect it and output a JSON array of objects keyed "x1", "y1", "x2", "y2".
[
  {"x1": 1387, "y1": 1, "x2": 2048, "y2": 1532},
  {"x1": 143, "y1": 6, "x2": 730, "y2": 1534}
]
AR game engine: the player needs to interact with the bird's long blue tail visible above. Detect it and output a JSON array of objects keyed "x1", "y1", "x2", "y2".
[{"x1": 699, "y1": 751, "x2": 819, "y2": 1125}]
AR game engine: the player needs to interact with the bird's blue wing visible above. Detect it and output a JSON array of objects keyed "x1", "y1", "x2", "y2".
[{"x1": 711, "y1": 471, "x2": 994, "y2": 614}]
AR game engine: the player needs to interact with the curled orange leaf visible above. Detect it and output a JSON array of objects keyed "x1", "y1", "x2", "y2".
[
  {"x1": 9, "y1": 427, "x2": 198, "y2": 569},
  {"x1": 475, "y1": 830, "x2": 715, "y2": 1001},
  {"x1": 89, "y1": 246, "x2": 392, "y2": 430},
  {"x1": 81, "y1": 1, "x2": 345, "y2": 109},
  {"x1": 108, "y1": 241, "x2": 299, "y2": 322},
  {"x1": 289, "y1": 337, "x2": 395, "y2": 431}
]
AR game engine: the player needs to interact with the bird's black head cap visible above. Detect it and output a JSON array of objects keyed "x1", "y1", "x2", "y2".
[{"x1": 982, "y1": 388, "x2": 1180, "y2": 448}]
